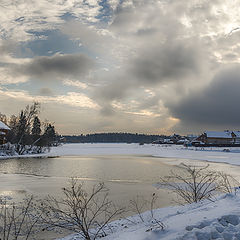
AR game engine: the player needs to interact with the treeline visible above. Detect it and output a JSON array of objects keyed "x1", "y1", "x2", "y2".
[
  {"x1": 63, "y1": 133, "x2": 165, "y2": 143},
  {"x1": 0, "y1": 102, "x2": 58, "y2": 155}
]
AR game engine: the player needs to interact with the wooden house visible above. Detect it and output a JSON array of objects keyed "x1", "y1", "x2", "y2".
[
  {"x1": 196, "y1": 131, "x2": 233, "y2": 145},
  {"x1": 0, "y1": 121, "x2": 10, "y2": 144}
]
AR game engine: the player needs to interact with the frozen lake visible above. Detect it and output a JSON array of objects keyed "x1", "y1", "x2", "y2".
[
  {"x1": 1, "y1": 152, "x2": 240, "y2": 202},
  {"x1": 0, "y1": 155, "x2": 182, "y2": 209}
]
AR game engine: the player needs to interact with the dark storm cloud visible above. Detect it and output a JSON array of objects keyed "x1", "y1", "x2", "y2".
[
  {"x1": 93, "y1": 39, "x2": 203, "y2": 111},
  {"x1": 168, "y1": 66, "x2": 240, "y2": 126},
  {"x1": 17, "y1": 53, "x2": 95, "y2": 80},
  {"x1": 94, "y1": 1, "x2": 207, "y2": 110},
  {"x1": 129, "y1": 42, "x2": 200, "y2": 84},
  {"x1": 99, "y1": 104, "x2": 115, "y2": 116},
  {"x1": 95, "y1": 78, "x2": 133, "y2": 101},
  {"x1": 138, "y1": 95, "x2": 160, "y2": 110},
  {"x1": 93, "y1": 76, "x2": 134, "y2": 116},
  {"x1": 92, "y1": 39, "x2": 204, "y2": 118}
]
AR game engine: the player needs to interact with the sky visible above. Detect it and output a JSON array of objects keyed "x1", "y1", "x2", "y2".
[{"x1": 0, "y1": 0, "x2": 240, "y2": 135}]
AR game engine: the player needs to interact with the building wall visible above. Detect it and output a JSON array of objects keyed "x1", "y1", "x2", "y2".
[
  {"x1": 0, "y1": 129, "x2": 9, "y2": 144},
  {"x1": 196, "y1": 134, "x2": 233, "y2": 144},
  {"x1": 206, "y1": 137, "x2": 233, "y2": 144},
  {"x1": 233, "y1": 137, "x2": 240, "y2": 144}
]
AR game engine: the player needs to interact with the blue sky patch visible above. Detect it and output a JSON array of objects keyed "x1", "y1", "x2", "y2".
[{"x1": 19, "y1": 30, "x2": 83, "y2": 58}]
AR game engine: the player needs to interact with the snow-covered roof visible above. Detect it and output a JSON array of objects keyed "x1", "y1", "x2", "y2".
[
  {"x1": 205, "y1": 131, "x2": 232, "y2": 138},
  {"x1": 232, "y1": 131, "x2": 240, "y2": 137},
  {"x1": 0, "y1": 121, "x2": 10, "y2": 130}
]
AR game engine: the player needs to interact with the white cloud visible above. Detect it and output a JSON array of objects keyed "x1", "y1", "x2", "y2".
[
  {"x1": 0, "y1": 0, "x2": 102, "y2": 42},
  {"x1": 108, "y1": 0, "x2": 120, "y2": 11},
  {"x1": 0, "y1": 68, "x2": 28, "y2": 85},
  {"x1": 0, "y1": 88, "x2": 98, "y2": 109},
  {"x1": 53, "y1": 92, "x2": 99, "y2": 109},
  {"x1": 63, "y1": 79, "x2": 88, "y2": 89}
]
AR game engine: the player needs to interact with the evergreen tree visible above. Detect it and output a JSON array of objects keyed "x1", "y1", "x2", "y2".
[
  {"x1": 16, "y1": 111, "x2": 28, "y2": 144},
  {"x1": 43, "y1": 124, "x2": 57, "y2": 146},
  {"x1": 0, "y1": 102, "x2": 58, "y2": 155},
  {"x1": 31, "y1": 116, "x2": 41, "y2": 143},
  {"x1": 7, "y1": 115, "x2": 18, "y2": 143},
  {"x1": 9, "y1": 115, "x2": 17, "y2": 130},
  {"x1": 15, "y1": 102, "x2": 40, "y2": 154}
]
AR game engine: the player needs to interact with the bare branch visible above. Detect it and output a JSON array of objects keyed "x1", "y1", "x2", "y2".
[{"x1": 40, "y1": 180, "x2": 125, "y2": 239}]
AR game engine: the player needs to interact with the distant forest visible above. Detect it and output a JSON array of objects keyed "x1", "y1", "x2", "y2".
[{"x1": 63, "y1": 133, "x2": 166, "y2": 143}]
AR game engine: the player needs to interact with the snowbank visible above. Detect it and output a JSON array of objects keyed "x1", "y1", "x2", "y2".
[{"x1": 60, "y1": 192, "x2": 240, "y2": 240}]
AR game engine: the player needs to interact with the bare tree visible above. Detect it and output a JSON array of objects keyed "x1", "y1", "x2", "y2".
[
  {"x1": 40, "y1": 180, "x2": 125, "y2": 240},
  {"x1": 160, "y1": 164, "x2": 220, "y2": 204},
  {"x1": 0, "y1": 196, "x2": 42, "y2": 240}
]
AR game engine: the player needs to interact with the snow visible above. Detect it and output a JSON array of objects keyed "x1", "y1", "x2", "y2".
[
  {"x1": 60, "y1": 192, "x2": 240, "y2": 240},
  {"x1": 233, "y1": 131, "x2": 240, "y2": 138},
  {"x1": 2, "y1": 143, "x2": 240, "y2": 240},
  {"x1": 3, "y1": 143, "x2": 240, "y2": 167},
  {"x1": 49, "y1": 143, "x2": 240, "y2": 240},
  {"x1": 50, "y1": 143, "x2": 240, "y2": 166},
  {"x1": 0, "y1": 153, "x2": 50, "y2": 159},
  {"x1": 104, "y1": 193, "x2": 240, "y2": 240},
  {"x1": 0, "y1": 121, "x2": 10, "y2": 130}
]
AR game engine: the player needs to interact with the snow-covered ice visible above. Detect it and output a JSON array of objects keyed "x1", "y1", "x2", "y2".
[
  {"x1": 3, "y1": 143, "x2": 240, "y2": 167},
  {"x1": 50, "y1": 143, "x2": 240, "y2": 166}
]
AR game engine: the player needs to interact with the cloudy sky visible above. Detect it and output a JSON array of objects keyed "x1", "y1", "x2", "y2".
[{"x1": 0, "y1": 0, "x2": 240, "y2": 135}]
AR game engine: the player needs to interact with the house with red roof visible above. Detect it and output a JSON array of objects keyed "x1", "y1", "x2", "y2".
[{"x1": 196, "y1": 131, "x2": 233, "y2": 145}]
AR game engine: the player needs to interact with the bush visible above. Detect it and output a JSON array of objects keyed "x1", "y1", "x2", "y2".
[
  {"x1": 0, "y1": 196, "x2": 42, "y2": 240},
  {"x1": 160, "y1": 164, "x2": 240, "y2": 204},
  {"x1": 128, "y1": 193, "x2": 165, "y2": 230},
  {"x1": 40, "y1": 180, "x2": 125, "y2": 240}
]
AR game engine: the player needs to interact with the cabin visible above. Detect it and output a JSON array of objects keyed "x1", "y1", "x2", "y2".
[
  {"x1": 196, "y1": 131, "x2": 233, "y2": 145},
  {"x1": 0, "y1": 121, "x2": 10, "y2": 144}
]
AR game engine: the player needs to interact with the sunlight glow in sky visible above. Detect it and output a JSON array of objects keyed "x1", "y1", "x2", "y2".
[{"x1": 0, "y1": 0, "x2": 240, "y2": 134}]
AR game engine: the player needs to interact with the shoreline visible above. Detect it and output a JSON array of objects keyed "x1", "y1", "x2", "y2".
[
  {"x1": 2, "y1": 142, "x2": 240, "y2": 165},
  {"x1": 0, "y1": 153, "x2": 59, "y2": 160}
]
